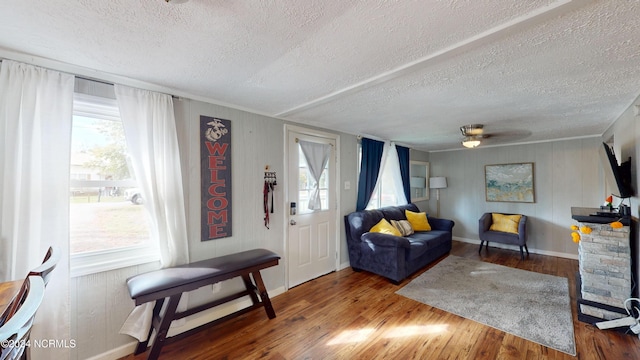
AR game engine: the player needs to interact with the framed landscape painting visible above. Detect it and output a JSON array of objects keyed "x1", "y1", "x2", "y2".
[{"x1": 485, "y1": 162, "x2": 535, "y2": 203}]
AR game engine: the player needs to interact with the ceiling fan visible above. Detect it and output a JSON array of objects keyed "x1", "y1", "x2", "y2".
[
  {"x1": 460, "y1": 124, "x2": 487, "y2": 148},
  {"x1": 460, "y1": 124, "x2": 532, "y2": 148}
]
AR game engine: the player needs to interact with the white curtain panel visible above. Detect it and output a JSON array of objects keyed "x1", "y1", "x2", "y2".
[
  {"x1": 299, "y1": 140, "x2": 331, "y2": 210},
  {"x1": 0, "y1": 60, "x2": 74, "y2": 359},
  {"x1": 114, "y1": 84, "x2": 190, "y2": 341},
  {"x1": 366, "y1": 141, "x2": 408, "y2": 209}
]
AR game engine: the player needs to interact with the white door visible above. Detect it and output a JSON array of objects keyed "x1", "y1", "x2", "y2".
[{"x1": 287, "y1": 128, "x2": 338, "y2": 288}]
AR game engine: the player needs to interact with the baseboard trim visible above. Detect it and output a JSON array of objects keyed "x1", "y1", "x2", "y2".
[
  {"x1": 84, "y1": 342, "x2": 138, "y2": 360},
  {"x1": 453, "y1": 237, "x2": 579, "y2": 260}
]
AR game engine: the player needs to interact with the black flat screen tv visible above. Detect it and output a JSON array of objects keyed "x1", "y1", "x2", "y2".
[{"x1": 599, "y1": 142, "x2": 634, "y2": 198}]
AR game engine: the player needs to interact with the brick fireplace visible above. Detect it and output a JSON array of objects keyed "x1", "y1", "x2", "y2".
[{"x1": 577, "y1": 222, "x2": 631, "y2": 321}]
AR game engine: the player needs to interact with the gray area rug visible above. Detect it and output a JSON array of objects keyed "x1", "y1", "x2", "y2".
[{"x1": 396, "y1": 255, "x2": 576, "y2": 356}]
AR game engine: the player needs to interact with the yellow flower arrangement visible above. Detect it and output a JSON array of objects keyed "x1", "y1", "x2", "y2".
[
  {"x1": 569, "y1": 224, "x2": 593, "y2": 243},
  {"x1": 571, "y1": 232, "x2": 581, "y2": 243},
  {"x1": 610, "y1": 221, "x2": 623, "y2": 229}
]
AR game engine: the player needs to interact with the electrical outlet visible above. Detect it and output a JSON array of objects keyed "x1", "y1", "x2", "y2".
[{"x1": 212, "y1": 282, "x2": 222, "y2": 293}]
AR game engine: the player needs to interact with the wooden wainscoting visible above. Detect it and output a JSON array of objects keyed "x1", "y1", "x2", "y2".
[{"x1": 119, "y1": 241, "x2": 640, "y2": 359}]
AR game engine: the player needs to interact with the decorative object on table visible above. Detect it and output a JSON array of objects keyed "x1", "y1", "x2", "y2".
[
  {"x1": 605, "y1": 195, "x2": 613, "y2": 211},
  {"x1": 396, "y1": 255, "x2": 576, "y2": 356},
  {"x1": 263, "y1": 167, "x2": 277, "y2": 229},
  {"x1": 429, "y1": 176, "x2": 447, "y2": 217},
  {"x1": 485, "y1": 162, "x2": 535, "y2": 203},
  {"x1": 200, "y1": 116, "x2": 232, "y2": 241}
]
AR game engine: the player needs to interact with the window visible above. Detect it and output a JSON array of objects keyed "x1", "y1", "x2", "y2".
[
  {"x1": 366, "y1": 165, "x2": 402, "y2": 209},
  {"x1": 358, "y1": 142, "x2": 407, "y2": 210},
  {"x1": 69, "y1": 93, "x2": 158, "y2": 277},
  {"x1": 297, "y1": 145, "x2": 329, "y2": 213}
]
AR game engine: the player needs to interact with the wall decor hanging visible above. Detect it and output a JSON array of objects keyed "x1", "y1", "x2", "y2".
[
  {"x1": 263, "y1": 167, "x2": 277, "y2": 229},
  {"x1": 485, "y1": 162, "x2": 535, "y2": 203},
  {"x1": 200, "y1": 116, "x2": 232, "y2": 240}
]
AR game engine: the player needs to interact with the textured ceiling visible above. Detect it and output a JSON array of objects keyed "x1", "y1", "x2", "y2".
[{"x1": 0, "y1": 0, "x2": 638, "y2": 151}]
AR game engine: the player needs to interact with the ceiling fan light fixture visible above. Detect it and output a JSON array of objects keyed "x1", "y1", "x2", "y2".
[
  {"x1": 460, "y1": 124, "x2": 484, "y2": 136},
  {"x1": 462, "y1": 136, "x2": 481, "y2": 148}
]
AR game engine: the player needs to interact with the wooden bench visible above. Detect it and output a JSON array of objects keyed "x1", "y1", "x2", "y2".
[{"x1": 126, "y1": 248, "x2": 280, "y2": 360}]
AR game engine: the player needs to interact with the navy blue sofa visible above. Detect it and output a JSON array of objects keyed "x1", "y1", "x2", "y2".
[{"x1": 344, "y1": 203, "x2": 454, "y2": 284}]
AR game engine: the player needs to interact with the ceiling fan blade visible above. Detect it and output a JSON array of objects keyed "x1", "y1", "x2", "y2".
[{"x1": 480, "y1": 130, "x2": 532, "y2": 144}]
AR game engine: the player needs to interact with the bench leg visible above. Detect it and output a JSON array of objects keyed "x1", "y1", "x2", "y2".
[
  {"x1": 134, "y1": 298, "x2": 165, "y2": 355},
  {"x1": 147, "y1": 294, "x2": 182, "y2": 360},
  {"x1": 241, "y1": 273, "x2": 260, "y2": 305},
  {"x1": 251, "y1": 271, "x2": 276, "y2": 319}
]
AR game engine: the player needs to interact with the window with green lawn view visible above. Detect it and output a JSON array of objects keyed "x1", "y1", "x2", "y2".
[{"x1": 70, "y1": 93, "x2": 152, "y2": 256}]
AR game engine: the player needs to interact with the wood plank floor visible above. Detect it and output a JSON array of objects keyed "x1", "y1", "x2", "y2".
[{"x1": 119, "y1": 241, "x2": 640, "y2": 359}]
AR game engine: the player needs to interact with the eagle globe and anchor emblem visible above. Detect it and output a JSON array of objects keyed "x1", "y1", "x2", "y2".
[{"x1": 205, "y1": 118, "x2": 228, "y2": 142}]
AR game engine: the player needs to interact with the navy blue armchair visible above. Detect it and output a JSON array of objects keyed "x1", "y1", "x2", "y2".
[{"x1": 478, "y1": 212, "x2": 528, "y2": 259}]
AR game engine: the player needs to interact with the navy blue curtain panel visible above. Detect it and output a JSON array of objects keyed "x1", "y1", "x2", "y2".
[
  {"x1": 356, "y1": 138, "x2": 385, "y2": 211},
  {"x1": 396, "y1": 145, "x2": 411, "y2": 203}
]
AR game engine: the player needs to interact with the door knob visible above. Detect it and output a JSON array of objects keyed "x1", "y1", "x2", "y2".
[{"x1": 290, "y1": 219, "x2": 297, "y2": 225}]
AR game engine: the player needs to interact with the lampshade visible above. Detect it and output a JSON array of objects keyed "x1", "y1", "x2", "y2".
[
  {"x1": 410, "y1": 176, "x2": 426, "y2": 188},
  {"x1": 429, "y1": 176, "x2": 447, "y2": 189},
  {"x1": 462, "y1": 136, "x2": 481, "y2": 148}
]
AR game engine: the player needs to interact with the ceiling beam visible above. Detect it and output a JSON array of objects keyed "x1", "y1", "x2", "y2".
[{"x1": 275, "y1": 0, "x2": 594, "y2": 118}]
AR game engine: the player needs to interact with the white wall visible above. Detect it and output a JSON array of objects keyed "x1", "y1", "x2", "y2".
[{"x1": 424, "y1": 137, "x2": 604, "y2": 258}]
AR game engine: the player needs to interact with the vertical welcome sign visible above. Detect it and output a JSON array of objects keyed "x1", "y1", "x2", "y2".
[{"x1": 200, "y1": 116, "x2": 232, "y2": 241}]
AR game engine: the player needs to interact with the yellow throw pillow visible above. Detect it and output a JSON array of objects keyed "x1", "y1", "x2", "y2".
[
  {"x1": 405, "y1": 210, "x2": 431, "y2": 231},
  {"x1": 369, "y1": 218, "x2": 402, "y2": 236},
  {"x1": 489, "y1": 213, "x2": 521, "y2": 234}
]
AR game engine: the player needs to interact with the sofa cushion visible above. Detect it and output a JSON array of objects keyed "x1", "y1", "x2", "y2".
[
  {"x1": 482, "y1": 230, "x2": 520, "y2": 246},
  {"x1": 391, "y1": 219, "x2": 414, "y2": 236},
  {"x1": 490, "y1": 213, "x2": 521, "y2": 234},
  {"x1": 405, "y1": 210, "x2": 431, "y2": 231},
  {"x1": 370, "y1": 218, "x2": 402, "y2": 236},
  {"x1": 405, "y1": 230, "x2": 450, "y2": 260}
]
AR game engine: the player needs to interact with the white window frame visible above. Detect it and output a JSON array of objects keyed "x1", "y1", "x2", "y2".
[{"x1": 70, "y1": 93, "x2": 159, "y2": 277}]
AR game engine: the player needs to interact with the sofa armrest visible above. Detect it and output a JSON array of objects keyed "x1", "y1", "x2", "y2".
[
  {"x1": 479, "y1": 213, "x2": 492, "y2": 234},
  {"x1": 361, "y1": 232, "x2": 410, "y2": 248},
  {"x1": 428, "y1": 217, "x2": 455, "y2": 232},
  {"x1": 518, "y1": 215, "x2": 527, "y2": 240}
]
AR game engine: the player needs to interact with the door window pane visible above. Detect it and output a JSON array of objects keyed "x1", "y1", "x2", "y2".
[{"x1": 297, "y1": 145, "x2": 329, "y2": 213}]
